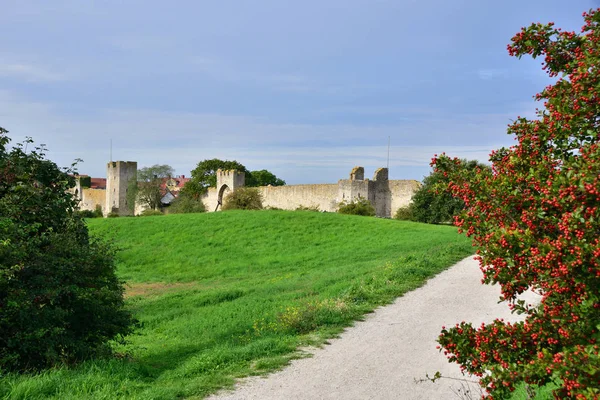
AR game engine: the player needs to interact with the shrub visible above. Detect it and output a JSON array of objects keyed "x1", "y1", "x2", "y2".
[
  {"x1": 393, "y1": 206, "x2": 414, "y2": 221},
  {"x1": 78, "y1": 176, "x2": 91, "y2": 188},
  {"x1": 107, "y1": 212, "x2": 120, "y2": 218},
  {"x1": 296, "y1": 204, "x2": 320, "y2": 212},
  {"x1": 139, "y1": 209, "x2": 163, "y2": 217},
  {"x1": 337, "y1": 198, "x2": 375, "y2": 216},
  {"x1": 410, "y1": 160, "x2": 489, "y2": 224},
  {"x1": 222, "y1": 187, "x2": 263, "y2": 210},
  {"x1": 434, "y1": 11, "x2": 600, "y2": 399},
  {"x1": 0, "y1": 129, "x2": 135, "y2": 372},
  {"x1": 76, "y1": 210, "x2": 98, "y2": 218},
  {"x1": 168, "y1": 194, "x2": 206, "y2": 214},
  {"x1": 75, "y1": 205, "x2": 103, "y2": 219}
]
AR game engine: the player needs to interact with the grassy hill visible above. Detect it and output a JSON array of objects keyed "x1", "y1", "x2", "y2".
[{"x1": 2, "y1": 210, "x2": 473, "y2": 399}]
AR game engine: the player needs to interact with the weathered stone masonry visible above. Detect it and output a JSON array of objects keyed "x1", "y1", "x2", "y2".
[
  {"x1": 74, "y1": 161, "x2": 137, "y2": 216},
  {"x1": 205, "y1": 166, "x2": 420, "y2": 218},
  {"x1": 75, "y1": 162, "x2": 420, "y2": 218}
]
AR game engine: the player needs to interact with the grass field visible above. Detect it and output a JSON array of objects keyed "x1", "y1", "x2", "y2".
[{"x1": 1, "y1": 210, "x2": 473, "y2": 399}]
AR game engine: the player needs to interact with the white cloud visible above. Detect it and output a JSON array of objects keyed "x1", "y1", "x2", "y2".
[{"x1": 0, "y1": 90, "x2": 519, "y2": 184}]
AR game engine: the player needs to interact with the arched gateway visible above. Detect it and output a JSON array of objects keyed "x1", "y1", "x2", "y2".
[{"x1": 215, "y1": 169, "x2": 245, "y2": 211}]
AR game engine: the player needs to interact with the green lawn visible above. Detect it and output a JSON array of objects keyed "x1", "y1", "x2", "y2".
[{"x1": 1, "y1": 210, "x2": 473, "y2": 399}]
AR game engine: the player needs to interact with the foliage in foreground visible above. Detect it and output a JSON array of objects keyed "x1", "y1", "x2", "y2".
[
  {"x1": 0, "y1": 211, "x2": 472, "y2": 399},
  {"x1": 337, "y1": 198, "x2": 375, "y2": 216},
  {"x1": 0, "y1": 128, "x2": 135, "y2": 372},
  {"x1": 435, "y1": 10, "x2": 600, "y2": 399},
  {"x1": 222, "y1": 187, "x2": 263, "y2": 210}
]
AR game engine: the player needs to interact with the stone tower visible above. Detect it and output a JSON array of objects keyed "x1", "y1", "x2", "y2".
[
  {"x1": 337, "y1": 166, "x2": 392, "y2": 217},
  {"x1": 215, "y1": 169, "x2": 245, "y2": 211},
  {"x1": 106, "y1": 161, "x2": 137, "y2": 216}
]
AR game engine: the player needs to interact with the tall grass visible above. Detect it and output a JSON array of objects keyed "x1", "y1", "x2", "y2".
[{"x1": 1, "y1": 211, "x2": 473, "y2": 399}]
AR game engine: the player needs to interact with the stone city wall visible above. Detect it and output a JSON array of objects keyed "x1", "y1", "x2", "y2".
[
  {"x1": 79, "y1": 188, "x2": 106, "y2": 214},
  {"x1": 75, "y1": 163, "x2": 421, "y2": 218},
  {"x1": 389, "y1": 180, "x2": 422, "y2": 215},
  {"x1": 202, "y1": 188, "x2": 220, "y2": 212},
  {"x1": 260, "y1": 184, "x2": 339, "y2": 211}
]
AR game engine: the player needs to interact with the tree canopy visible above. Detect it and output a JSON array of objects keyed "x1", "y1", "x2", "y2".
[
  {"x1": 183, "y1": 159, "x2": 285, "y2": 197},
  {"x1": 246, "y1": 169, "x2": 286, "y2": 187},
  {"x1": 0, "y1": 128, "x2": 135, "y2": 371},
  {"x1": 408, "y1": 159, "x2": 490, "y2": 224},
  {"x1": 133, "y1": 164, "x2": 174, "y2": 211}
]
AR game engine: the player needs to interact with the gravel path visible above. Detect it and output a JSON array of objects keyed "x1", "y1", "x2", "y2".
[{"x1": 208, "y1": 256, "x2": 539, "y2": 400}]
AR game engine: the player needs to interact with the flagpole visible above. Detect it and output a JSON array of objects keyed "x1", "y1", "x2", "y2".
[{"x1": 387, "y1": 136, "x2": 390, "y2": 169}]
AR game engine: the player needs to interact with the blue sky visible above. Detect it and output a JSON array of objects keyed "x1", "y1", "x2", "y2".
[{"x1": 1, "y1": 1, "x2": 597, "y2": 184}]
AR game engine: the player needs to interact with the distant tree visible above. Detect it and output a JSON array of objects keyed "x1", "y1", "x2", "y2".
[
  {"x1": 246, "y1": 169, "x2": 286, "y2": 187},
  {"x1": 135, "y1": 164, "x2": 174, "y2": 211},
  {"x1": 0, "y1": 128, "x2": 135, "y2": 371},
  {"x1": 183, "y1": 159, "x2": 249, "y2": 198},
  {"x1": 222, "y1": 187, "x2": 263, "y2": 210},
  {"x1": 183, "y1": 159, "x2": 285, "y2": 197},
  {"x1": 408, "y1": 159, "x2": 490, "y2": 224}
]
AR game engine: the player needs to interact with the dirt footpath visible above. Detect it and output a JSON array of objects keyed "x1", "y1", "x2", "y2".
[{"x1": 208, "y1": 256, "x2": 539, "y2": 400}]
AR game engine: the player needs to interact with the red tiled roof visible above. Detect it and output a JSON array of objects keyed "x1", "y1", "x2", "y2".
[
  {"x1": 159, "y1": 176, "x2": 190, "y2": 191},
  {"x1": 90, "y1": 178, "x2": 107, "y2": 189}
]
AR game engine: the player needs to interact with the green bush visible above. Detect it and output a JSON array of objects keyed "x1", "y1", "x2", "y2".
[
  {"x1": 337, "y1": 198, "x2": 375, "y2": 216},
  {"x1": 296, "y1": 205, "x2": 320, "y2": 212},
  {"x1": 410, "y1": 160, "x2": 489, "y2": 224},
  {"x1": 107, "y1": 212, "x2": 120, "y2": 218},
  {"x1": 78, "y1": 176, "x2": 91, "y2": 188},
  {"x1": 168, "y1": 194, "x2": 206, "y2": 214},
  {"x1": 222, "y1": 187, "x2": 263, "y2": 210},
  {"x1": 0, "y1": 129, "x2": 136, "y2": 372},
  {"x1": 75, "y1": 205, "x2": 103, "y2": 219},
  {"x1": 76, "y1": 209, "x2": 98, "y2": 218},
  {"x1": 139, "y1": 209, "x2": 163, "y2": 217},
  {"x1": 393, "y1": 206, "x2": 414, "y2": 221}
]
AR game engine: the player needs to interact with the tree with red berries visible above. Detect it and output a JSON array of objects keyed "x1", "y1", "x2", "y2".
[{"x1": 434, "y1": 9, "x2": 600, "y2": 399}]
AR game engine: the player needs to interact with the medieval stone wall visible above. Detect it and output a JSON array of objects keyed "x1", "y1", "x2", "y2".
[
  {"x1": 79, "y1": 188, "x2": 106, "y2": 214},
  {"x1": 203, "y1": 188, "x2": 219, "y2": 212},
  {"x1": 260, "y1": 184, "x2": 339, "y2": 211},
  {"x1": 389, "y1": 180, "x2": 422, "y2": 216},
  {"x1": 75, "y1": 163, "x2": 420, "y2": 218},
  {"x1": 203, "y1": 167, "x2": 420, "y2": 218}
]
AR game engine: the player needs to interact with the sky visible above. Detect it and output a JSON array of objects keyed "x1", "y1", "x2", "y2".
[{"x1": 1, "y1": 0, "x2": 598, "y2": 184}]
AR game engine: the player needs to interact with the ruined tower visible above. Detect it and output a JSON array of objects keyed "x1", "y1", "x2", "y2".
[
  {"x1": 337, "y1": 166, "x2": 391, "y2": 217},
  {"x1": 105, "y1": 161, "x2": 137, "y2": 216},
  {"x1": 215, "y1": 169, "x2": 245, "y2": 211}
]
